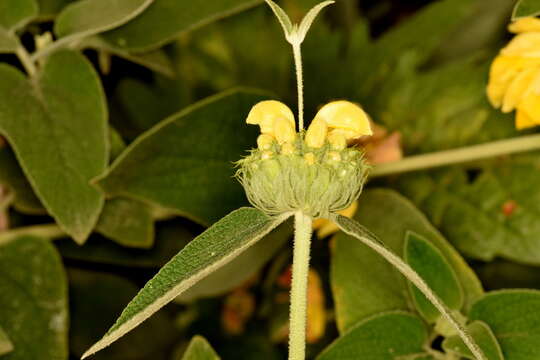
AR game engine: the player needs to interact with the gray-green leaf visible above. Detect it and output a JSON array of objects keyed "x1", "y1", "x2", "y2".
[
  {"x1": 54, "y1": 0, "x2": 154, "y2": 38},
  {"x1": 0, "y1": 28, "x2": 18, "y2": 53},
  {"x1": 0, "y1": 0, "x2": 38, "y2": 30},
  {"x1": 97, "y1": 89, "x2": 269, "y2": 226},
  {"x1": 331, "y1": 189, "x2": 482, "y2": 333},
  {"x1": 0, "y1": 236, "x2": 68, "y2": 360},
  {"x1": 405, "y1": 231, "x2": 464, "y2": 323},
  {"x1": 0, "y1": 50, "x2": 108, "y2": 243},
  {"x1": 317, "y1": 312, "x2": 429, "y2": 360},
  {"x1": 0, "y1": 326, "x2": 14, "y2": 356},
  {"x1": 469, "y1": 289, "x2": 540, "y2": 359},
  {"x1": 180, "y1": 336, "x2": 220, "y2": 360},
  {"x1": 443, "y1": 321, "x2": 504, "y2": 360},
  {"x1": 82, "y1": 207, "x2": 290, "y2": 359},
  {"x1": 513, "y1": 0, "x2": 540, "y2": 19},
  {"x1": 102, "y1": 0, "x2": 263, "y2": 52}
]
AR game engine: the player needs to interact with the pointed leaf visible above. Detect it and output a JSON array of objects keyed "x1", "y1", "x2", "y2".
[
  {"x1": 405, "y1": 231, "x2": 463, "y2": 323},
  {"x1": 54, "y1": 0, "x2": 154, "y2": 38},
  {"x1": 0, "y1": 28, "x2": 18, "y2": 54},
  {"x1": 0, "y1": 326, "x2": 14, "y2": 356},
  {"x1": 102, "y1": 0, "x2": 263, "y2": 52},
  {"x1": 264, "y1": 0, "x2": 293, "y2": 38},
  {"x1": 82, "y1": 208, "x2": 290, "y2": 358},
  {"x1": 297, "y1": 1, "x2": 334, "y2": 43},
  {"x1": 0, "y1": 51, "x2": 108, "y2": 243},
  {"x1": 443, "y1": 321, "x2": 504, "y2": 360},
  {"x1": 97, "y1": 89, "x2": 270, "y2": 225},
  {"x1": 331, "y1": 189, "x2": 482, "y2": 332},
  {"x1": 513, "y1": 0, "x2": 540, "y2": 19},
  {"x1": 37, "y1": 0, "x2": 73, "y2": 17},
  {"x1": 317, "y1": 312, "x2": 429, "y2": 360},
  {"x1": 0, "y1": 236, "x2": 68, "y2": 360},
  {"x1": 180, "y1": 336, "x2": 220, "y2": 360},
  {"x1": 469, "y1": 289, "x2": 540, "y2": 359},
  {"x1": 0, "y1": 0, "x2": 38, "y2": 30}
]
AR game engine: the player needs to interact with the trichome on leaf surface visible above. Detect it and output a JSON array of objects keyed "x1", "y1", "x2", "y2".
[{"x1": 1, "y1": 0, "x2": 540, "y2": 360}]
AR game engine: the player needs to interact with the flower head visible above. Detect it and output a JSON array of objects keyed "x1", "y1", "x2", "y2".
[
  {"x1": 487, "y1": 17, "x2": 540, "y2": 129},
  {"x1": 237, "y1": 100, "x2": 372, "y2": 218}
]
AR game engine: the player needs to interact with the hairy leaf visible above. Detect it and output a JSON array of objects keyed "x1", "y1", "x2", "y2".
[
  {"x1": 97, "y1": 89, "x2": 269, "y2": 225},
  {"x1": 443, "y1": 321, "x2": 504, "y2": 360},
  {"x1": 0, "y1": 51, "x2": 107, "y2": 243},
  {"x1": 0, "y1": 28, "x2": 18, "y2": 53},
  {"x1": 0, "y1": 236, "x2": 68, "y2": 360},
  {"x1": 513, "y1": 0, "x2": 540, "y2": 19},
  {"x1": 37, "y1": 0, "x2": 73, "y2": 17},
  {"x1": 82, "y1": 208, "x2": 289, "y2": 358},
  {"x1": 0, "y1": 0, "x2": 38, "y2": 30},
  {"x1": 405, "y1": 231, "x2": 464, "y2": 323},
  {"x1": 331, "y1": 189, "x2": 482, "y2": 332},
  {"x1": 180, "y1": 336, "x2": 220, "y2": 360},
  {"x1": 317, "y1": 312, "x2": 429, "y2": 360}
]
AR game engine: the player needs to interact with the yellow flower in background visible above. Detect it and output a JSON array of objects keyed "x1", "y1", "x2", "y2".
[
  {"x1": 312, "y1": 201, "x2": 358, "y2": 238},
  {"x1": 487, "y1": 17, "x2": 540, "y2": 129}
]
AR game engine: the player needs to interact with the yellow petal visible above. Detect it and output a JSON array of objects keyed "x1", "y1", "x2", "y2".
[
  {"x1": 326, "y1": 131, "x2": 347, "y2": 150},
  {"x1": 502, "y1": 67, "x2": 539, "y2": 112},
  {"x1": 246, "y1": 100, "x2": 295, "y2": 134},
  {"x1": 516, "y1": 109, "x2": 540, "y2": 129},
  {"x1": 305, "y1": 118, "x2": 327, "y2": 148},
  {"x1": 502, "y1": 33, "x2": 540, "y2": 57},
  {"x1": 257, "y1": 134, "x2": 274, "y2": 150},
  {"x1": 314, "y1": 101, "x2": 373, "y2": 138},
  {"x1": 509, "y1": 17, "x2": 540, "y2": 34},
  {"x1": 517, "y1": 84, "x2": 540, "y2": 129},
  {"x1": 274, "y1": 117, "x2": 296, "y2": 144}
]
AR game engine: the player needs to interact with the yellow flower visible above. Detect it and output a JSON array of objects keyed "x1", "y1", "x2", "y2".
[
  {"x1": 312, "y1": 201, "x2": 358, "y2": 238},
  {"x1": 487, "y1": 17, "x2": 540, "y2": 129}
]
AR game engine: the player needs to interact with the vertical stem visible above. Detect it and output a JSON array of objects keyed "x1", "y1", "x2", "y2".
[
  {"x1": 15, "y1": 46, "x2": 36, "y2": 77},
  {"x1": 289, "y1": 211, "x2": 313, "y2": 360},
  {"x1": 292, "y1": 42, "x2": 304, "y2": 131}
]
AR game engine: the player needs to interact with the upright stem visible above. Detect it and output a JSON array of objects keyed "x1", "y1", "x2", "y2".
[
  {"x1": 289, "y1": 211, "x2": 313, "y2": 360},
  {"x1": 292, "y1": 42, "x2": 304, "y2": 131},
  {"x1": 15, "y1": 46, "x2": 36, "y2": 77}
]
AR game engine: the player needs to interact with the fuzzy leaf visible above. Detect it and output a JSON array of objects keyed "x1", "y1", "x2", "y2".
[
  {"x1": 405, "y1": 231, "x2": 464, "y2": 323},
  {"x1": 54, "y1": 0, "x2": 153, "y2": 39},
  {"x1": 264, "y1": 0, "x2": 293, "y2": 37},
  {"x1": 82, "y1": 208, "x2": 289, "y2": 358},
  {"x1": 0, "y1": 28, "x2": 18, "y2": 53},
  {"x1": 0, "y1": 0, "x2": 38, "y2": 30},
  {"x1": 296, "y1": 0, "x2": 334, "y2": 42},
  {"x1": 469, "y1": 290, "x2": 540, "y2": 359},
  {"x1": 0, "y1": 326, "x2": 13, "y2": 356},
  {"x1": 0, "y1": 51, "x2": 107, "y2": 243},
  {"x1": 180, "y1": 336, "x2": 220, "y2": 360},
  {"x1": 317, "y1": 312, "x2": 429, "y2": 360},
  {"x1": 331, "y1": 189, "x2": 483, "y2": 333},
  {"x1": 37, "y1": 0, "x2": 73, "y2": 17},
  {"x1": 97, "y1": 89, "x2": 269, "y2": 226},
  {"x1": 0, "y1": 236, "x2": 68, "y2": 360},
  {"x1": 443, "y1": 321, "x2": 504, "y2": 360},
  {"x1": 513, "y1": 0, "x2": 540, "y2": 19},
  {"x1": 102, "y1": 0, "x2": 263, "y2": 52}
]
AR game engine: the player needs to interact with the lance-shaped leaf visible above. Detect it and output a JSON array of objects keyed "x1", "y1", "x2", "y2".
[
  {"x1": 317, "y1": 312, "x2": 429, "y2": 360},
  {"x1": 0, "y1": 326, "x2": 14, "y2": 356},
  {"x1": 82, "y1": 208, "x2": 290, "y2": 359},
  {"x1": 443, "y1": 321, "x2": 504, "y2": 360},
  {"x1": 331, "y1": 213, "x2": 485, "y2": 360},
  {"x1": 0, "y1": 51, "x2": 107, "y2": 243},
  {"x1": 54, "y1": 0, "x2": 154, "y2": 38},
  {"x1": 97, "y1": 89, "x2": 269, "y2": 225},
  {"x1": 513, "y1": 0, "x2": 540, "y2": 19},
  {"x1": 179, "y1": 336, "x2": 220, "y2": 360},
  {"x1": 0, "y1": 0, "x2": 38, "y2": 30}
]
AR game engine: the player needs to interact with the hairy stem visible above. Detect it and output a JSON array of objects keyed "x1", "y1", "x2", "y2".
[
  {"x1": 333, "y1": 216, "x2": 486, "y2": 360},
  {"x1": 371, "y1": 134, "x2": 540, "y2": 177},
  {"x1": 15, "y1": 46, "x2": 36, "y2": 76},
  {"x1": 289, "y1": 211, "x2": 313, "y2": 360},
  {"x1": 0, "y1": 224, "x2": 66, "y2": 245},
  {"x1": 292, "y1": 42, "x2": 304, "y2": 131}
]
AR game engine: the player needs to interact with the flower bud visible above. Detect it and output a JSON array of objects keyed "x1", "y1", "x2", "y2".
[
  {"x1": 257, "y1": 134, "x2": 274, "y2": 150},
  {"x1": 305, "y1": 118, "x2": 327, "y2": 148}
]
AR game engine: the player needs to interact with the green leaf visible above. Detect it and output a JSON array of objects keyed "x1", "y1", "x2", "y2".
[
  {"x1": 397, "y1": 152, "x2": 540, "y2": 264},
  {"x1": 0, "y1": 236, "x2": 68, "y2": 360},
  {"x1": 37, "y1": 0, "x2": 73, "y2": 18},
  {"x1": 0, "y1": 50, "x2": 107, "y2": 243},
  {"x1": 443, "y1": 321, "x2": 504, "y2": 360},
  {"x1": 0, "y1": 28, "x2": 18, "y2": 53},
  {"x1": 0, "y1": 147, "x2": 45, "y2": 214},
  {"x1": 469, "y1": 289, "x2": 540, "y2": 359},
  {"x1": 82, "y1": 208, "x2": 290, "y2": 358},
  {"x1": 0, "y1": 0, "x2": 38, "y2": 30},
  {"x1": 317, "y1": 312, "x2": 429, "y2": 360},
  {"x1": 97, "y1": 89, "x2": 269, "y2": 225},
  {"x1": 69, "y1": 269, "x2": 176, "y2": 360},
  {"x1": 513, "y1": 0, "x2": 540, "y2": 19},
  {"x1": 95, "y1": 198, "x2": 155, "y2": 249},
  {"x1": 331, "y1": 189, "x2": 483, "y2": 333},
  {"x1": 177, "y1": 219, "x2": 291, "y2": 302},
  {"x1": 296, "y1": 0, "x2": 335, "y2": 43},
  {"x1": 405, "y1": 231, "x2": 464, "y2": 323},
  {"x1": 54, "y1": 0, "x2": 154, "y2": 38},
  {"x1": 263, "y1": 0, "x2": 293, "y2": 37},
  {"x1": 180, "y1": 336, "x2": 220, "y2": 360},
  {"x1": 0, "y1": 326, "x2": 14, "y2": 356},
  {"x1": 102, "y1": 0, "x2": 263, "y2": 52}
]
